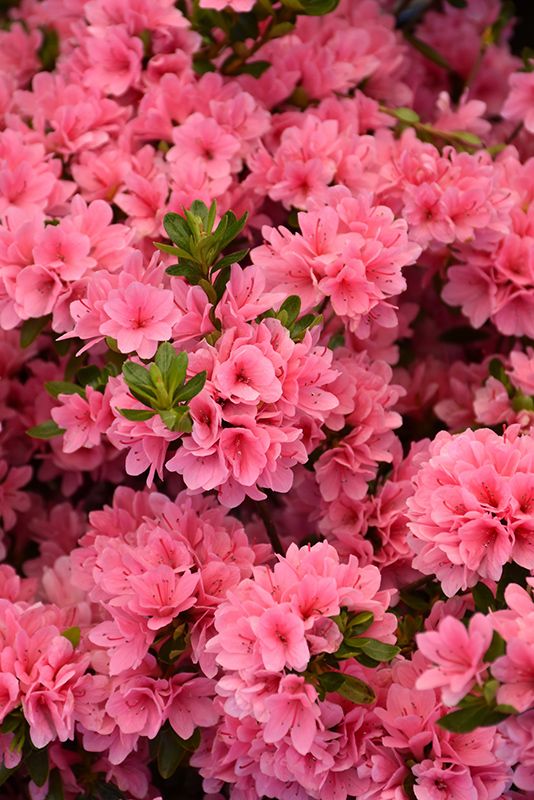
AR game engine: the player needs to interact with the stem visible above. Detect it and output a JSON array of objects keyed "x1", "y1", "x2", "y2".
[
  {"x1": 505, "y1": 121, "x2": 523, "y2": 145},
  {"x1": 253, "y1": 499, "x2": 284, "y2": 555}
]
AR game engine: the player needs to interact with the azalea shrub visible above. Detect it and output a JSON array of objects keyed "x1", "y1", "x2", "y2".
[{"x1": 1, "y1": 0, "x2": 534, "y2": 798}]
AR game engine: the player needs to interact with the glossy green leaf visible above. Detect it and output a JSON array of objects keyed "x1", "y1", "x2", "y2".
[
  {"x1": 20, "y1": 315, "x2": 51, "y2": 348},
  {"x1": 61, "y1": 626, "x2": 80, "y2": 648},
  {"x1": 26, "y1": 747, "x2": 49, "y2": 788},
  {"x1": 318, "y1": 671, "x2": 375, "y2": 704},
  {"x1": 174, "y1": 371, "x2": 207, "y2": 403},
  {"x1": 163, "y1": 213, "x2": 191, "y2": 249},
  {"x1": 484, "y1": 630, "x2": 506, "y2": 662},
  {"x1": 472, "y1": 582, "x2": 496, "y2": 613},
  {"x1": 45, "y1": 382, "x2": 85, "y2": 399},
  {"x1": 238, "y1": 60, "x2": 271, "y2": 78},
  {"x1": 211, "y1": 249, "x2": 249, "y2": 273},
  {"x1": 27, "y1": 420, "x2": 64, "y2": 439},
  {"x1": 118, "y1": 408, "x2": 156, "y2": 421},
  {"x1": 279, "y1": 295, "x2": 301, "y2": 327},
  {"x1": 46, "y1": 769, "x2": 65, "y2": 800}
]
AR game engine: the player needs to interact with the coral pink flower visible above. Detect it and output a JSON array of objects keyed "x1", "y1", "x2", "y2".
[
  {"x1": 416, "y1": 614, "x2": 493, "y2": 705},
  {"x1": 0, "y1": 673, "x2": 20, "y2": 723},
  {"x1": 51, "y1": 387, "x2": 113, "y2": 453},
  {"x1": 251, "y1": 605, "x2": 310, "y2": 672},
  {"x1": 213, "y1": 345, "x2": 282, "y2": 404},
  {"x1": 263, "y1": 675, "x2": 321, "y2": 755},
  {"x1": 493, "y1": 640, "x2": 534, "y2": 713},
  {"x1": 101, "y1": 282, "x2": 179, "y2": 358},
  {"x1": 84, "y1": 26, "x2": 143, "y2": 97},
  {"x1": 502, "y1": 66, "x2": 534, "y2": 134},
  {"x1": 126, "y1": 566, "x2": 199, "y2": 630},
  {"x1": 412, "y1": 760, "x2": 477, "y2": 800},
  {"x1": 105, "y1": 676, "x2": 168, "y2": 738}
]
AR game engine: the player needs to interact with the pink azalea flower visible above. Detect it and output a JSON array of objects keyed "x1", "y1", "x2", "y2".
[
  {"x1": 416, "y1": 613, "x2": 493, "y2": 705},
  {"x1": 263, "y1": 675, "x2": 321, "y2": 755},
  {"x1": 251, "y1": 605, "x2": 310, "y2": 672},
  {"x1": 101, "y1": 282, "x2": 180, "y2": 358},
  {"x1": 51, "y1": 387, "x2": 113, "y2": 453}
]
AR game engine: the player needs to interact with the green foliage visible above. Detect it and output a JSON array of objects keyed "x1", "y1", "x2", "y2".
[
  {"x1": 26, "y1": 420, "x2": 64, "y2": 439},
  {"x1": 154, "y1": 725, "x2": 201, "y2": 780},
  {"x1": 317, "y1": 671, "x2": 376, "y2": 704},
  {"x1": 20, "y1": 315, "x2": 51, "y2": 348},
  {"x1": 120, "y1": 342, "x2": 206, "y2": 433}
]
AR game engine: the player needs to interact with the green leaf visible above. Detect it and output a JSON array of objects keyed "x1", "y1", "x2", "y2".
[
  {"x1": 328, "y1": 333, "x2": 345, "y2": 350},
  {"x1": 27, "y1": 420, "x2": 64, "y2": 439},
  {"x1": 159, "y1": 409, "x2": 178, "y2": 431},
  {"x1": 173, "y1": 409, "x2": 193, "y2": 433},
  {"x1": 449, "y1": 130, "x2": 482, "y2": 147},
  {"x1": 346, "y1": 611, "x2": 374, "y2": 635},
  {"x1": 119, "y1": 408, "x2": 157, "y2": 421},
  {"x1": 336, "y1": 674, "x2": 376, "y2": 705},
  {"x1": 165, "y1": 263, "x2": 201, "y2": 283},
  {"x1": 20, "y1": 315, "x2": 51, "y2": 348},
  {"x1": 211, "y1": 249, "x2": 250, "y2": 273},
  {"x1": 46, "y1": 769, "x2": 65, "y2": 800},
  {"x1": 391, "y1": 107, "x2": 420, "y2": 124},
  {"x1": 404, "y1": 33, "x2": 454, "y2": 72},
  {"x1": 122, "y1": 362, "x2": 157, "y2": 405},
  {"x1": 167, "y1": 351, "x2": 188, "y2": 400},
  {"x1": 279, "y1": 295, "x2": 301, "y2": 327},
  {"x1": 301, "y1": 0, "x2": 340, "y2": 13},
  {"x1": 238, "y1": 60, "x2": 271, "y2": 78},
  {"x1": 95, "y1": 782, "x2": 125, "y2": 800},
  {"x1": 318, "y1": 671, "x2": 375, "y2": 704},
  {"x1": 213, "y1": 265, "x2": 232, "y2": 300},
  {"x1": 0, "y1": 762, "x2": 18, "y2": 787},
  {"x1": 45, "y1": 381, "x2": 86, "y2": 399},
  {"x1": 76, "y1": 366, "x2": 102, "y2": 388},
  {"x1": 190, "y1": 200, "x2": 210, "y2": 226},
  {"x1": 484, "y1": 630, "x2": 506, "y2": 662},
  {"x1": 496, "y1": 562, "x2": 530, "y2": 606},
  {"x1": 154, "y1": 242, "x2": 192, "y2": 259},
  {"x1": 0, "y1": 712, "x2": 22, "y2": 735},
  {"x1": 472, "y1": 582, "x2": 496, "y2": 613},
  {"x1": 173, "y1": 371, "x2": 207, "y2": 403},
  {"x1": 438, "y1": 703, "x2": 512, "y2": 733},
  {"x1": 483, "y1": 679, "x2": 499, "y2": 705},
  {"x1": 357, "y1": 638, "x2": 400, "y2": 663},
  {"x1": 26, "y1": 747, "x2": 49, "y2": 788},
  {"x1": 163, "y1": 213, "x2": 191, "y2": 249},
  {"x1": 156, "y1": 728, "x2": 188, "y2": 779},
  {"x1": 512, "y1": 393, "x2": 534, "y2": 412},
  {"x1": 216, "y1": 211, "x2": 248, "y2": 251},
  {"x1": 38, "y1": 26, "x2": 59, "y2": 71},
  {"x1": 291, "y1": 313, "x2": 322, "y2": 341},
  {"x1": 61, "y1": 626, "x2": 80, "y2": 648},
  {"x1": 269, "y1": 21, "x2": 295, "y2": 37},
  {"x1": 206, "y1": 201, "x2": 217, "y2": 234},
  {"x1": 155, "y1": 342, "x2": 176, "y2": 379}
]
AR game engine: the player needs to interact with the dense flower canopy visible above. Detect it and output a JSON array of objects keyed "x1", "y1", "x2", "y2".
[{"x1": 1, "y1": 0, "x2": 534, "y2": 799}]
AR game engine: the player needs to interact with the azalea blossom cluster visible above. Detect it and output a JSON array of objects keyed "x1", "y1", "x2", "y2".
[{"x1": 1, "y1": 0, "x2": 534, "y2": 798}]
